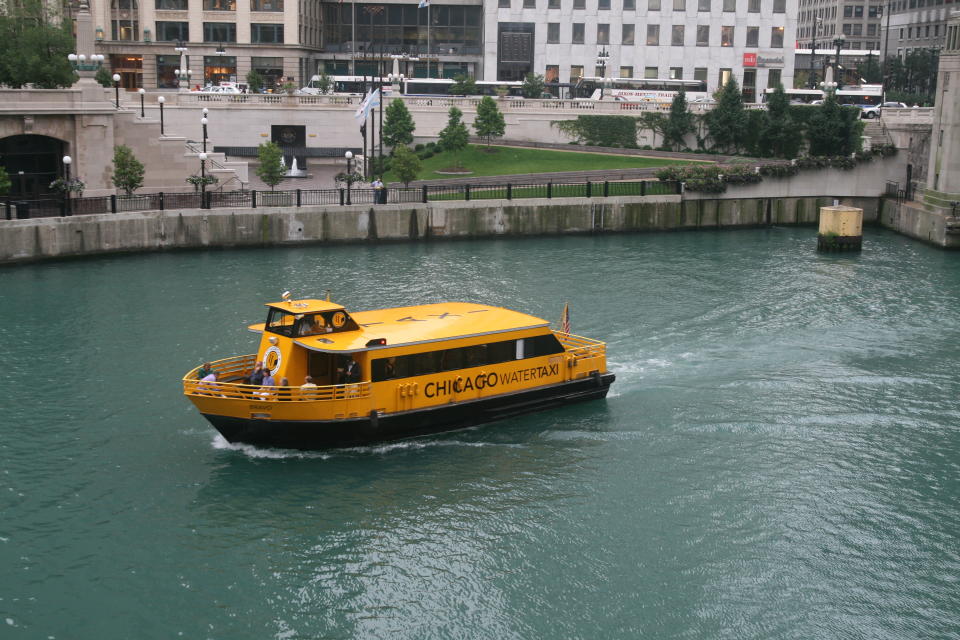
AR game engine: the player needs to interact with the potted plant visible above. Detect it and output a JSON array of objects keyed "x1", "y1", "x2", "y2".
[{"x1": 282, "y1": 81, "x2": 297, "y2": 95}]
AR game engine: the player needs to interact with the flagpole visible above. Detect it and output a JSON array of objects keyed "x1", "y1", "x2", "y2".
[
  {"x1": 351, "y1": 0, "x2": 356, "y2": 75},
  {"x1": 427, "y1": 3, "x2": 431, "y2": 79}
]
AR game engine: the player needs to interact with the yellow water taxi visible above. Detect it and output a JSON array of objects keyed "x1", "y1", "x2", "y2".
[{"x1": 182, "y1": 293, "x2": 615, "y2": 449}]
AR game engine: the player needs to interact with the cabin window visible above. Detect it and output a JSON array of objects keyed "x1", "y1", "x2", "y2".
[
  {"x1": 265, "y1": 308, "x2": 296, "y2": 337},
  {"x1": 371, "y1": 334, "x2": 566, "y2": 382}
]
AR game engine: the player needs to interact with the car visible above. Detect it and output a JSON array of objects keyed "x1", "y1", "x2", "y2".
[
  {"x1": 859, "y1": 104, "x2": 881, "y2": 119},
  {"x1": 882, "y1": 101, "x2": 908, "y2": 108}
]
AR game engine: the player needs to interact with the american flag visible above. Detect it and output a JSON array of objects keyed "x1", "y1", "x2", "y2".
[{"x1": 560, "y1": 302, "x2": 570, "y2": 334}]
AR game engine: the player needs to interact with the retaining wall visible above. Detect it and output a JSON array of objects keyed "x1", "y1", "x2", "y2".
[{"x1": 0, "y1": 194, "x2": 882, "y2": 265}]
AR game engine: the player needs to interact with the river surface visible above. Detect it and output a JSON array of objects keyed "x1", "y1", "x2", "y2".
[{"x1": 1, "y1": 228, "x2": 959, "y2": 640}]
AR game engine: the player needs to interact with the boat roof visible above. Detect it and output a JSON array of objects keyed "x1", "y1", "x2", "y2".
[
  {"x1": 255, "y1": 302, "x2": 551, "y2": 353},
  {"x1": 266, "y1": 299, "x2": 346, "y2": 313}
]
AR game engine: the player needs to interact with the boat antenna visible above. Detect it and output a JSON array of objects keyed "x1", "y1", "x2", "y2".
[{"x1": 326, "y1": 289, "x2": 331, "y2": 301}]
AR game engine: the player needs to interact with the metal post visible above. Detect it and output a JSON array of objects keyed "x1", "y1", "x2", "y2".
[
  {"x1": 507, "y1": 183, "x2": 512, "y2": 200},
  {"x1": 139, "y1": 88, "x2": 145, "y2": 118},
  {"x1": 421, "y1": 184, "x2": 428, "y2": 203},
  {"x1": 113, "y1": 73, "x2": 121, "y2": 108},
  {"x1": 586, "y1": 180, "x2": 592, "y2": 197},
  {"x1": 199, "y1": 153, "x2": 207, "y2": 209},
  {"x1": 110, "y1": 194, "x2": 117, "y2": 214},
  {"x1": 640, "y1": 180, "x2": 646, "y2": 196},
  {"x1": 346, "y1": 153, "x2": 353, "y2": 205},
  {"x1": 63, "y1": 156, "x2": 72, "y2": 216},
  {"x1": 603, "y1": 180, "x2": 609, "y2": 197},
  {"x1": 159, "y1": 192, "x2": 164, "y2": 210},
  {"x1": 158, "y1": 97, "x2": 165, "y2": 135},
  {"x1": 201, "y1": 119, "x2": 208, "y2": 153},
  {"x1": 809, "y1": 18, "x2": 821, "y2": 89},
  {"x1": 465, "y1": 184, "x2": 471, "y2": 201},
  {"x1": 296, "y1": 189, "x2": 301, "y2": 207},
  {"x1": 339, "y1": 188, "x2": 344, "y2": 206},
  {"x1": 547, "y1": 182, "x2": 552, "y2": 199}
]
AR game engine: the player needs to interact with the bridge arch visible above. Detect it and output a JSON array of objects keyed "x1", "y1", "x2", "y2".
[{"x1": 0, "y1": 134, "x2": 68, "y2": 198}]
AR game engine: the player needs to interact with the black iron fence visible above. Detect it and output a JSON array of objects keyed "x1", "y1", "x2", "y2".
[{"x1": 3, "y1": 179, "x2": 683, "y2": 220}]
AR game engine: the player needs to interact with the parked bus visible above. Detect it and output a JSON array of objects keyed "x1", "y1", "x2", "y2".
[
  {"x1": 401, "y1": 78, "x2": 526, "y2": 97},
  {"x1": 763, "y1": 85, "x2": 883, "y2": 107},
  {"x1": 572, "y1": 77, "x2": 710, "y2": 102},
  {"x1": 300, "y1": 75, "x2": 396, "y2": 96}
]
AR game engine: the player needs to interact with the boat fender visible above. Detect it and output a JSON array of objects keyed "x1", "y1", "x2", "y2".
[
  {"x1": 399, "y1": 384, "x2": 407, "y2": 397},
  {"x1": 370, "y1": 409, "x2": 379, "y2": 429},
  {"x1": 567, "y1": 357, "x2": 575, "y2": 368},
  {"x1": 411, "y1": 382, "x2": 418, "y2": 396},
  {"x1": 592, "y1": 371, "x2": 602, "y2": 387}
]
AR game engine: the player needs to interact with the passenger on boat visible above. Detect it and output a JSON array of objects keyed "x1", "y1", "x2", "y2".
[
  {"x1": 298, "y1": 315, "x2": 316, "y2": 336},
  {"x1": 300, "y1": 376, "x2": 317, "y2": 400},
  {"x1": 247, "y1": 361, "x2": 265, "y2": 386},
  {"x1": 198, "y1": 371, "x2": 218, "y2": 395},
  {"x1": 256, "y1": 371, "x2": 276, "y2": 399},
  {"x1": 278, "y1": 377, "x2": 291, "y2": 401},
  {"x1": 197, "y1": 362, "x2": 214, "y2": 379},
  {"x1": 340, "y1": 356, "x2": 361, "y2": 384}
]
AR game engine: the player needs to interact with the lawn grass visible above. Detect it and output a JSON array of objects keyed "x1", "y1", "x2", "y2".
[{"x1": 382, "y1": 144, "x2": 704, "y2": 183}]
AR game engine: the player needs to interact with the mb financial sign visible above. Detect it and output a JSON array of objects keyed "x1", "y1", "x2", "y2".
[{"x1": 743, "y1": 53, "x2": 784, "y2": 68}]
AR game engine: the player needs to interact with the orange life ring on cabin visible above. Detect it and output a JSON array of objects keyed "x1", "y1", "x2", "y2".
[{"x1": 263, "y1": 346, "x2": 282, "y2": 375}]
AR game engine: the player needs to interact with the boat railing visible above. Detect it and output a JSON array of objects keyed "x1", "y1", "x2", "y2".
[
  {"x1": 182, "y1": 354, "x2": 372, "y2": 401},
  {"x1": 555, "y1": 332, "x2": 607, "y2": 359}
]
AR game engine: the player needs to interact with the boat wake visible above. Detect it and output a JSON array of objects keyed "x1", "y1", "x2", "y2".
[{"x1": 211, "y1": 433, "x2": 525, "y2": 459}]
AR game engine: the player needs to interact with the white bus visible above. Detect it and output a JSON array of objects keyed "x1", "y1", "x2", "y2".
[
  {"x1": 300, "y1": 75, "x2": 396, "y2": 96},
  {"x1": 764, "y1": 85, "x2": 883, "y2": 107},
  {"x1": 572, "y1": 77, "x2": 710, "y2": 102}
]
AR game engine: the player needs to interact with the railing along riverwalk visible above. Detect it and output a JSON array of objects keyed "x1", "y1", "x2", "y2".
[
  {"x1": 3, "y1": 178, "x2": 682, "y2": 220},
  {"x1": 183, "y1": 355, "x2": 371, "y2": 402}
]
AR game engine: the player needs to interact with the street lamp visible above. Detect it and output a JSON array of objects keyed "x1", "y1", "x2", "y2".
[
  {"x1": 596, "y1": 47, "x2": 610, "y2": 99},
  {"x1": 138, "y1": 87, "x2": 145, "y2": 117},
  {"x1": 201, "y1": 114, "x2": 208, "y2": 153},
  {"x1": 833, "y1": 33, "x2": 846, "y2": 88},
  {"x1": 62, "y1": 155, "x2": 72, "y2": 215},
  {"x1": 112, "y1": 73, "x2": 121, "y2": 108},
  {"x1": 345, "y1": 151, "x2": 353, "y2": 205},
  {"x1": 158, "y1": 96, "x2": 165, "y2": 135},
  {"x1": 199, "y1": 152, "x2": 208, "y2": 209},
  {"x1": 68, "y1": 53, "x2": 104, "y2": 73},
  {"x1": 809, "y1": 17, "x2": 823, "y2": 89}
]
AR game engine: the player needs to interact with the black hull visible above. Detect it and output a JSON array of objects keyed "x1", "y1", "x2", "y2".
[{"x1": 203, "y1": 373, "x2": 615, "y2": 450}]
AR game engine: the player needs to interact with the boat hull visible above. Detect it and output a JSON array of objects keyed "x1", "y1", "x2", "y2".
[{"x1": 203, "y1": 373, "x2": 615, "y2": 450}]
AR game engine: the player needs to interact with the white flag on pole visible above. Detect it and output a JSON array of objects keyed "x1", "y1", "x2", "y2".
[
  {"x1": 418, "y1": 0, "x2": 429, "y2": 7},
  {"x1": 353, "y1": 88, "x2": 381, "y2": 121}
]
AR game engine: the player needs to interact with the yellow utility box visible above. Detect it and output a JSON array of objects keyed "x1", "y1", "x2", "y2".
[{"x1": 817, "y1": 205, "x2": 863, "y2": 251}]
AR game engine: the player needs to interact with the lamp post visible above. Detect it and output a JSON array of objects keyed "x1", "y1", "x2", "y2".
[
  {"x1": 833, "y1": 33, "x2": 846, "y2": 89},
  {"x1": 596, "y1": 47, "x2": 610, "y2": 99},
  {"x1": 809, "y1": 17, "x2": 823, "y2": 89},
  {"x1": 345, "y1": 151, "x2": 353, "y2": 205},
  {"x1": 138, "y1": 87, "x2": 145, "y2": 117},
  {"x1": 174, "y1": 39, "x2": 189, "y2": 89},
  {"x1": 62, "y1": 155, "x2": 72, "y2": 215},
  {"x1": 199, "y1": 152, "x2": 208, "y2": 209},
  {"x1": 175, "y1": 68, "x2": 193, "y2": 91},
  {"x1": 112, "y1": 73, "x2": 121, "y2": 108},
  {"x1": 158, "y1": 96, "x2": 165, "y2": 135},
  {"x1": 201, "y1": 109, "x2": 208, "y2": 153},
  {"x1": 67, "y1": 53, "x2": 104, "y2": 74}
]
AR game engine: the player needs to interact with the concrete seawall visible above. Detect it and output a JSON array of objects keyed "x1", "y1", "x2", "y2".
[{"x1": 0, "y1": 194, "x2": 883, "y2": 265}]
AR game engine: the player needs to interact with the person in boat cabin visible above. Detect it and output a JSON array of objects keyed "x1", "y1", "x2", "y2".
[
  {"x1": 339, "y1": 356, "x2": 361, "y2": 384},
  {"x1": 383, "y1": 358, "x2": 396, "y2": 380},
  {"x1": 247, "y1": 361, "x2": 265, "y2": 386},
  {"x1": 298, "y1": 315, "x2": 316, "y2": 336}
]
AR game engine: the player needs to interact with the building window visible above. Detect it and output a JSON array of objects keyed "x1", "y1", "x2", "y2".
[
  {"x1": 852, "y1": 23, "x2": 862, "y2": 36},
  {"x1": 721, "y1": 25, "x2": 733, "y2": 46},
  {"x1": 773, "y1": 0, "x2": 785, "y2": 12},
  {"x1": 572, "y1": 23, "x2": 584, "y2": 43},
  {"x1": 722, "y1": 0, "x2": 734, "y2": 10},
  {"x1": 746, "y1": 25, "x2": 758, "y2": 47},
  {"x1": 770, "y1": 26, "x2": 784, "y2": 47},
  {"x1": 203, "y1": 22, "x2": 237, "y2": 42},
  {"x1": 843, "y1": 5, "x2": 853, "y2": 17},
  {"x1": 672, "y1": 24, "x2": 684, "y2": 45},
  {"x1": 156, "y1": 54, "x2": 181, "y2": 88},
  {"x1": 547, "y1": 23, "x2": 559, "y2": 42},
  {"x1": 767, "y1": 68, "x2": 781, "y2": 88},
  {"x1": 155, "y1": 0, "x2": 187, "y2": 8},
  {"x1": 250, "y1": 0, "x2": 282, "y2": 9},
  {"x1": 843, "y1": 23, "x2": 852, "y2": 35},
  {"x1": 251, "y1": 56, "x2": 283, "y2": 90},
  {"x1": 647, "y1": 24, "x2": 660, "y2": 44},
  {"x1": 696, "y1": 24, "x2": 709, "y2": 45},
  {"x1": 648, "y1": 0, "x2": 660, "y2": 9},
  {"x1": 718, "y1": 66, "x2": 731, "y2": 86},
  {"x1": 599, "y1": 0, "x2": 610, "y2": 8},
  {"x1": 155, "y1": 21, "x2": 188, "y2": 41},
  {"x1": 622, "y1": 23, "x2": 635, "y2": 44},
  {"x1": 624, "y1": 0, "x2": 635, "y2": 9},
  {"x1": 597, "y1": 23, "x2": 610, "y2": 44},
  {"x1": 111, "y1": 20, "x2": 139, "y2": 40},
  {"x1": 868, "y1": 5, "x2": 879, "y2": 17},
  {"x1": 204, "y1": 54, "x2": 236, "y2": 85},
  {"x1": 698, "y1": 0, "x2": 709, "y2": 10},
  {"x1": 673, "y1": 0, "x2": 684, "y2": 9},
  {"x1": 854, "y1": 5, "x2": 863, "y2": 17},
  {"x1": 569, "y1": 65, "x2": 584, "y2": 81},
  {"x1": 694, "y1": 66, "x2": 707, "y2": 82},
  {"x1": 545, "y1": 64, "x2": 559, "y2": 83},
  {"x1": 645, "y1": 66, "x2": 658, "y2": 78},
  {"x1": 748, "y1": 0, "x2": 759, "y2": 12},
  {"x1": 251, "y1": 23, "x2": 283, "y2": 43},
  {"x1": 742, "y1": 68, "x2": 756, "y2": 102},
  {"x1": 548, "y1": 0, "x2": 560, "y2": 6},
  {"x1": 620, "y1": 65, "x2": 633, "y2": 77},
  {"x1": 574, "y1": 0, "x2": 585, "y2": 8},
  {"x1": 524, "y1": 0, "x2": 536, "y2": 8},
  {"x1": 499, "y1": 0, "x2": 510, "y2": 7},
  {"x1": 670, "y1": 66, "x2": 682, "y2": 78},
  {"x1": 202, "y1": 0, "x2": 235, "y2": 9}
]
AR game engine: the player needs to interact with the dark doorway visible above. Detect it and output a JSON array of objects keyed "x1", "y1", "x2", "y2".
[{"x1": 0, "y1": 135, "x2": 66, "y2": 198}]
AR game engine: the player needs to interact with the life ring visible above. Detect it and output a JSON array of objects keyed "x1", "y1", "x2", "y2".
[
  {"x1": 263, "y1": 345, "x2": 282, "y2": 375},
  {"x1": 332, "y1": 311, "x2": 346, "y2": 328}
]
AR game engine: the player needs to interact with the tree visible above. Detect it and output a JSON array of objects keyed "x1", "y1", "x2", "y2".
[
  {"x1": 637, "y1": 112, "x2": 667, "y2": 148},
  {"x1": 0, "y1": 0, "x2": 75, "y2": 88},
  {"x1": 449, "y1": 74, "x2": 478, "y2": 96},
  {"x1": 317, "y1": 72, "x2": 332, "y2": 95},
  {"x1": 704, "y1": 77, "x2": 748, "y2": 153},
  {"x1": 473, "y1": 96, "x2": 506, "y2": 148},
  {"x1": 758, "y1": 85, "x2": 802, "y2": 159},
  {"x1": 94, "y1": 67, "x2": 113, "y2": 88},
  {"x1": 662, "y1": 90, "x2": 695, "y2": 151},
  {"x1": 806, "y1": 91, "x2": 862, "y2": 157},
  {"x1": 391, "y1": 144, "x2": 422, "y2": 187},
  {"x1": 437, "y1": 106, "x2": 470, "y2": 168},
  {"x1": 256, "y1": 141, "x2": 286, "y2": 190},
  {"x1": 859, "y1": 55, "x2": 882, "y2": 84},
  {"x1": 521, "y1": 72, "x2": 546, "y2": 99},
  {"x1": 246, "y1": 69, "x2": 265, "y2": 93},
  {"x1": 111, "y1": 145, "x2": 145, "y2": 195},
  {"x1": 383, "y1": 98, "x2": 416, "y2": 147}
]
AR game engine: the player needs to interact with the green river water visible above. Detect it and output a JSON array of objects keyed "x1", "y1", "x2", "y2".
[{"x1": 1, "y1": 227, "x2": 958, "y2": 639}]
